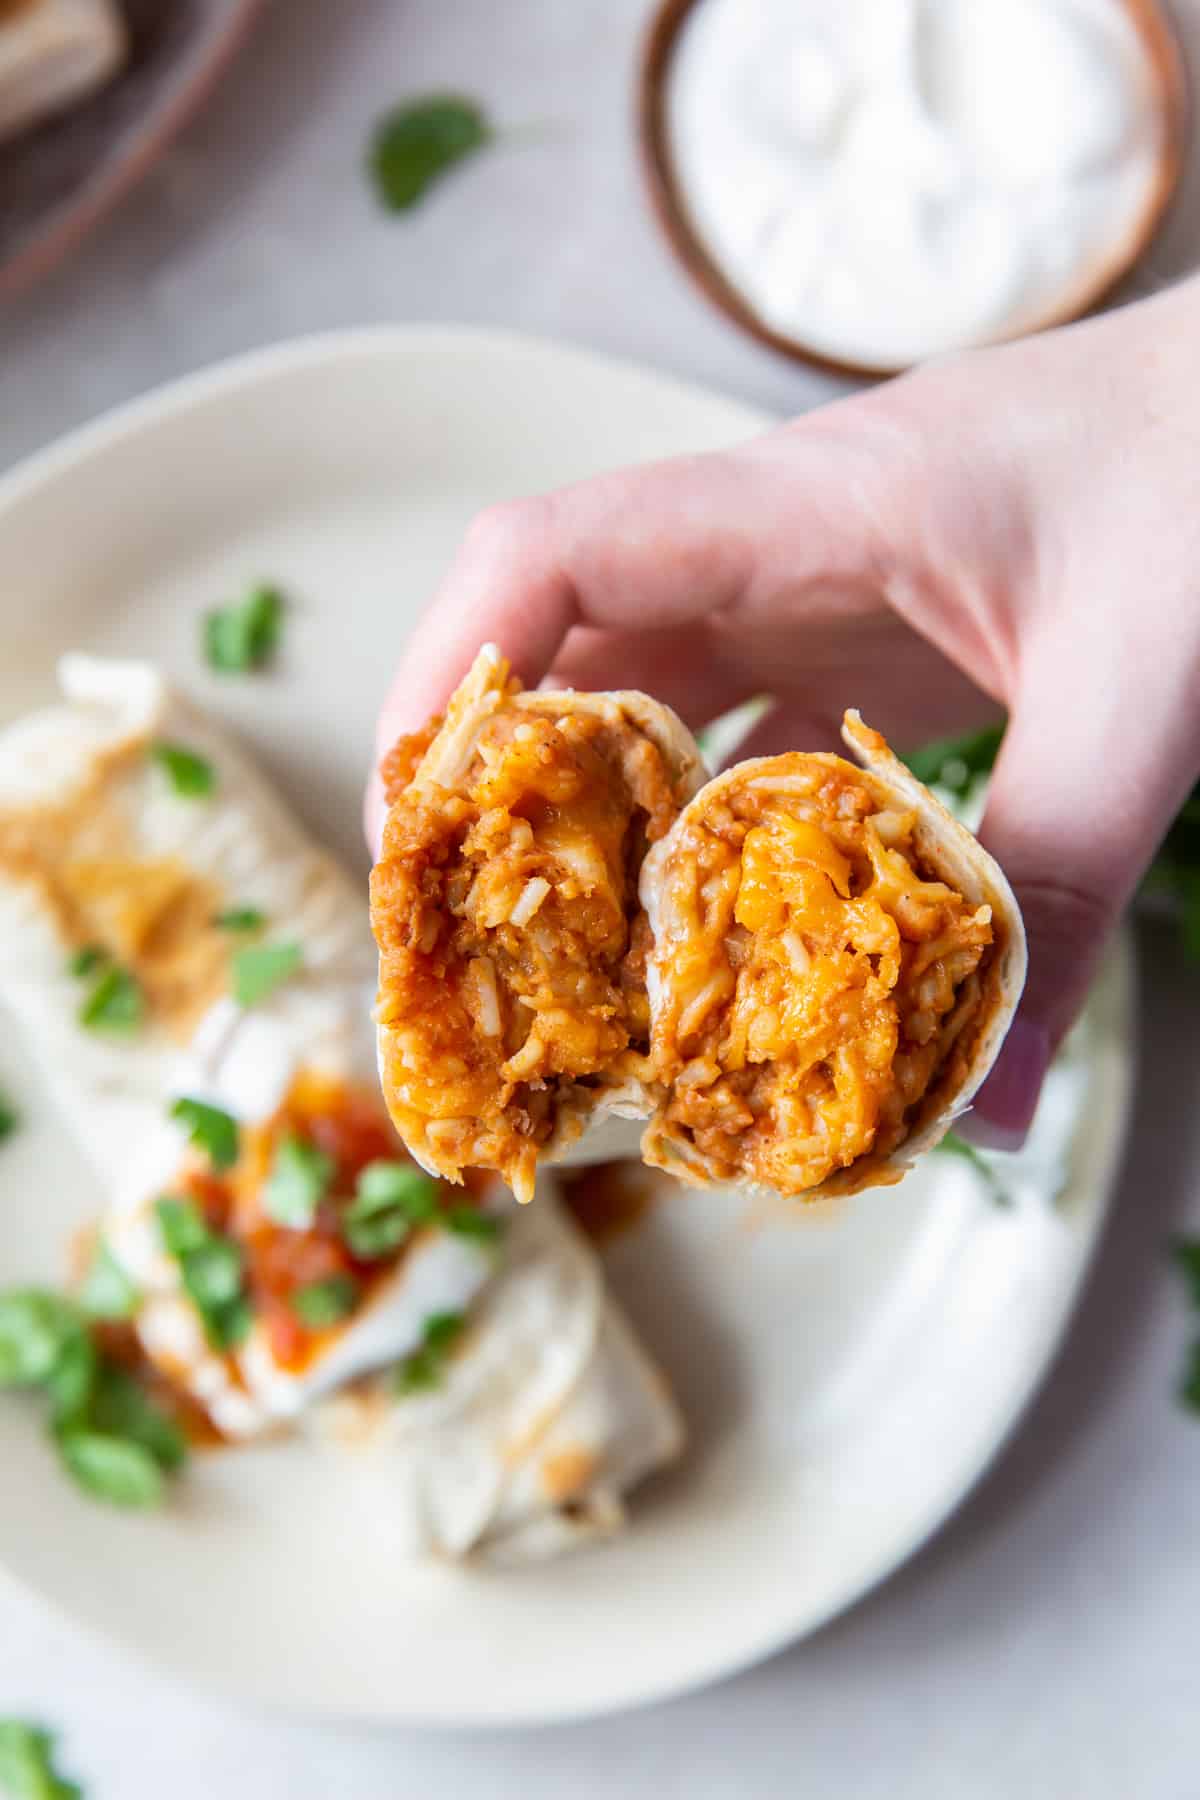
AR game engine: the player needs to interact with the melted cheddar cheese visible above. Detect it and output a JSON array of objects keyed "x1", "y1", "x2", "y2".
[
  {"x1": 371, "y1": 679, "x2": 685, "y2": 1202},
  {"x1": 644, "y1": 754, "x2": 993, "y2": 1196}
]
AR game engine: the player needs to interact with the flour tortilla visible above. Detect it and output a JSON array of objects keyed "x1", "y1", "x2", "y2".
[
  {"x1": 639, "y1": 709, "x2": 1027, "y2": 1199},
  {"x1": 0, "y1": 656, "x2": 370, "y2": 1191},
  {"x1": 322, "y1": 1179, "x2": 686, "y2": 1561}
]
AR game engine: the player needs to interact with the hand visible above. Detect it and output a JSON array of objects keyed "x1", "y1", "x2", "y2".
[{"x1": 371, "y1": 279, "x2": 1200, "y2": 1143}]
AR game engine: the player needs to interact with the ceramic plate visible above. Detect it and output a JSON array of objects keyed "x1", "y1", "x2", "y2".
[
  {"x1": 0, "y1": 0, "x2": 262, "y2": 299},
  {"x1": 0, "y1": 329, "x2": 1135, "y2": 1725}
]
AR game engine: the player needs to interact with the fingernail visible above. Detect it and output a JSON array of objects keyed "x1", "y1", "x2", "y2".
[{"x1": 959, "y1": 1016, "x2": 1050, "y2": 1153}]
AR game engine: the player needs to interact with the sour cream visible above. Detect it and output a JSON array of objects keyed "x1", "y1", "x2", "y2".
[{"x1": 665, "y1": 0, "x2": 1167, "y2": 368}]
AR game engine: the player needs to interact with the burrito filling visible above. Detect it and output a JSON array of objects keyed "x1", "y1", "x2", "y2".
[
  {"x1": 645, "y1": 755, "x2": 995, "y2": 1195},
  {"x1": 373, "y1": 686, "x2": 682, "y2": 1201}
]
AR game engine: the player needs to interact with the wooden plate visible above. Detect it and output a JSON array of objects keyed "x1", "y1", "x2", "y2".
[
  {"x1": 639, "y1": 0, "x2": 1190, "y2": 379},
  {"x1": 0, "y1": 0, "x2": 263, "y2": 300}
]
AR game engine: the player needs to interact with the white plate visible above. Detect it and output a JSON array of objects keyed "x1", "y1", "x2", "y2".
[{"x1": 0, "y1": 329, "x2": 1135, "y2": 1726}]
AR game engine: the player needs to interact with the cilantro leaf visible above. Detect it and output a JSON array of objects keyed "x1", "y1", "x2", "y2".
[
  {"x1": 56, "y1": 1428, "x2": 165, "y2": 1508},
  {"x1": 79, "y1": 1241, "x2": 139, "y2": 1322},
  {"x1": 151, "y1": 741, "x2": 216, "y2": 799},
  {"x1": 904, "y1": 725, "x2": 1005, "y2": 797},
  {"x1": 342, "y1": 1161, "x2": 439, "y2": 1259},
  {"x1": 77, "y1": 965, "x2": 143, "y2": 1035},
  {"x1": 67, "y1": 944, "x2": 107, "y2": 979},
  {"x1": 211, "y1": 907, "x2": 266, "y2": 933},
  {"x1": 154, "y1": 1197, "x2": 251, "y2": 1351},
  {"x1": 170, "y1": 1097, "x2": 240, "y2": 1172},
  {"x1": 394, "y1": 1310, "x2": 466, "y2": 1396},
  {"x1": 263, "y1": 1134, "x2": 334, "y2": 1229},
  {"x1": 203, "y1": 584, "x2": 283, "y2": 675},
  {"x1": 291, "y1": 1274, "x2": 360, "y2": 1329},
  {"x1": 44, "y1": 1332, "x2": 98, "y2": 1431},
  {"x1": 370, "y1": 94, "x2": 492, "y2": 212},
  {"x1": 233, "y1": 942, "x2": 302, "y2": 1008},
  {"x1": 934, "y1": 1132, "x2": 1012, "y2": 1207},
  {"x1": 0, "y1": 1291, "x2": 86, "y2": 1389},
  {"x1": 445, "y1": 1207, "x2": 502, "y2": 1244},
  {"x1": 0, "y1": 1090, "x2": 16, "y2": 1145},
  {"x1": 87, "y1": 1364, "x2": 186, "y2": 1474},
  {"x1": 0, "y1": 1720, "x2": 82, "y2": 1799},
  {"x1": 153, "y1": 1195, "x2": 210, "y2": 1257}
]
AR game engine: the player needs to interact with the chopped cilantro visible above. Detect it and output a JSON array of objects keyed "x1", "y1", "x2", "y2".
[
  {"x1": 445, "y1": 1207, "x2": 502, "y2": 1244},
  {"x1": 153, "y1": 1195, "x2": 210, "y2": 1257},
  {"x1": 0, "y1": 1090, "x2": 16, "y2": 1145},
  {"x1": 0, "y1": 1720, "x2": 82, "y2": 1799},
  {"x1": 77, "y1": 965, "x2": 143, "y2": 1036},
  {"x1": 394, "y1": 1310, "x2": 466, "y2": 1396},
  {"x1": 0, "y1": 1291, "x2": 86, "y2": 1389},
  {"x1": 79, "y1": 1242, "x2": 138, "y2": 1322},
  {"x1": 56, "y1": 1429, "x2": 164, "y2": 1509},
  {"x1": 934, "y1": 1131, "x2": 1011, "y2": 1207},
  {"x1": 150, "y1": 740, "x2": 216, "y2": 798},
  {"x1": 170, "y1": 1097, "x2": 240, "y2": 1172},
  {"x1": 342, "y1": 1160, "x2": 439, "y2": 1259},
  {"x1": 233, "y1": 941, "x2": 302, "y2": 1008},
  {"x1": 67, "y1": 944, "x2": 107, "y2": 979},
  {"x1": 291, "y1": 1274, "x2": 360, "y2": 1329},
  {"x1": 263, "y1": 1133, "x2": 334, "y2": 1230},
  {"x1": 87, "y1": 1364, "x2": 186, "y2": 1474},
  {"x1": 203, "y1": 584, "x2": 284, "y2": 675},
  {"x1": 370, "y1": 94, "x2": 492, "y2": 212},
  {"x1": 153, "y1": 1197, "x2": 250, "y2": 1351},
  {"x1": 212, "y1": 907, "x2": 266, "y2": 933}
]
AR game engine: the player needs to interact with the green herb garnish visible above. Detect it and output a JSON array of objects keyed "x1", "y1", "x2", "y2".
[
  {"x1": 0, "y1": 1285, "x2": 186, "y2": 1510},
  {"x1": 934, "y1": 1132, "x2": 1011, "y2": 1207},
  {"x1": 370, "y1": 93, "x2": 492, "y2": 212},
  {"x1": 263, "y1": 1134, "x2": 334, "y2": 1230},
  {"x1": 290, "y1": 1273, "x2": 360, "y2": 1329},
  {"x1": 170, "y1": 1097, "x2": 240, "y2": 1172},
  {"x1": 0, "y1": 1091, "x2": 16, "y2": 1145},
  {"x1": 77, "y1": 964, "x2": 143, "y2": 1036},
  {"x1": 394, "y1": 1310, "x2": 466, "y2": 1396},
  {"x1": 342, "y1": 1160, "x2": 439, "y2": 1259},
  {"x1": 232, "y1": 941, "x2": 302, "y2": 1008},
  {"x1": 211, "y1": 907, "x2": 266, "y2": 933},
  {"x1": 88, "y1": 1364, "x2": 186, "y2": 1473},
  {"x1": 445, "y1": 1207, "x2": 503, "y2": 1244},
  {"x1": 153, "y1": 1197, "x2": 251, "y2": 1351},
  {"x1": 150, "y1": 740, "x2": 216, "y2": 798},
  {"x1": 203, "y1": 584, "x2": 284, "y2": 675},
  {"x1": 56, "y1": 1430, "x2": 165, "y2": 1509},
  {"x1": 78, "y1": 1241, "x2": 138, "y2": 1322},
  {"x1": 0, "y1": 1720, "x2": 83, "y2": 1799},
  {"x1": 67, "y1": 944, "x2": 107, "y2": 980},
  {"x1": 0, "y1": 1290, "x2": 87, "y2": 1389}
]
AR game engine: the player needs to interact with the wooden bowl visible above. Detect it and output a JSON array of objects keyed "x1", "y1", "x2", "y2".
[
  {"x1": 0, "y1": 0, "x2": 264, "y2": 301},
  {"x1": 638, "y1": 0, "x2": 1190, "y2": 380}
]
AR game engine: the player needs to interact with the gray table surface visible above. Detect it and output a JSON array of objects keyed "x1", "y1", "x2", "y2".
[{"x1": 3, "y1": 3, "x2": 1200, "y2": 1795}]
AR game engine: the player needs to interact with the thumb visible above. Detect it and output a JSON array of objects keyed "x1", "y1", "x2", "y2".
[{"x1": 970, "y1": 639, "x2": 1194, "y2": 1145}]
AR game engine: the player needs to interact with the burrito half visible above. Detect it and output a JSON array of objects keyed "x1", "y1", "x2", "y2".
[
  {"x1": 371, "y1": 645, "x2": 706, "y2": 1201},
  {"x1": 641, "y1": 712, "x2": 1026, "y2": 1197}
]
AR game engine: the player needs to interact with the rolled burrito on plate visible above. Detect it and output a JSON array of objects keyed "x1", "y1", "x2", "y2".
[
  {"x1": 373, "y1": 655, "x2": 1025, "y2": 1203},
  {"x1": 0, "y1": 655, "x2": 370, "y2": 1190},
  {"x1": 371, "y1": 644, "x2": 707, "y2": 1202},
  {"x1": 641, "y1": 712, "x2": 1025, "y2": 1197},
  {"x1": 322, "y1": 1180, "x2": 686, "y2": 1561}
]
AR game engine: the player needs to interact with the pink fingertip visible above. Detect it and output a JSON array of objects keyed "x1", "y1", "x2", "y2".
[{"x1": 958, "y1": 1015, "x2": 1051, "y2": 1153}]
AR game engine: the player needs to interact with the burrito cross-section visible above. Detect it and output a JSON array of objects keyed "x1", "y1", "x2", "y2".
[
  {"x1": 370, "y1": 645, "x2": 707, "y2": 1202},
  {"x1": 373, "y1": 656, "x2": 1025, "y2": 1204}
]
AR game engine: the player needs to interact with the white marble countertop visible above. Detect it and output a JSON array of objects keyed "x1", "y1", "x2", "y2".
[{"x1": 3, "y1": 3, "x2": 1200, "y2": 1794}]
